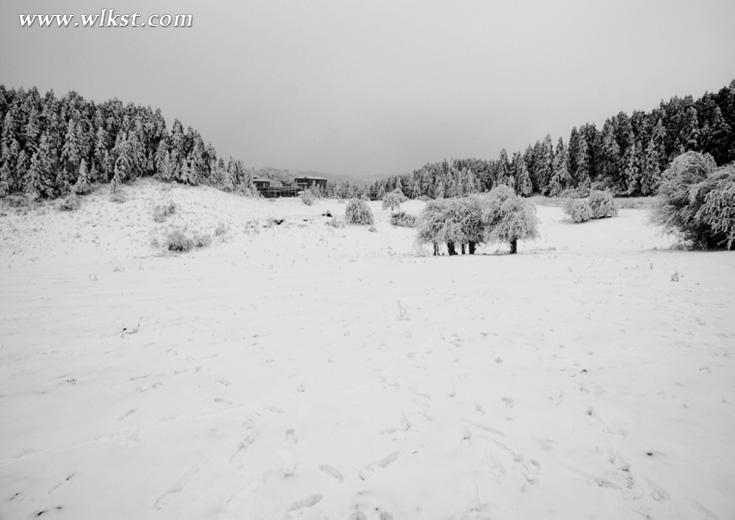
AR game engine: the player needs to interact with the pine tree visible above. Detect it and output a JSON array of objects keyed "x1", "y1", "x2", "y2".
[
  {"x1": 515, "y1": 157, "x2": 533, "y2": 196},
  {"x1": 622, "y1": 136, "x2": 642, "y2": 195},
  {"x1": 640, "y1": 137, "x2": 661, "y2": 195},
  {"x1": 179, "y1": 159, "x2": 196, "y2": 185},
  {"x1": 154, "y1": 140, "x2": 168, "y2": 178},
  {"x1": 599, "y1": 123, "x2": 621, "y2": 189},
  {"x1": 0, "y1": 162, "x2": 10, "y2": 196},
  {"x1": 575, "y1": 136, "x2": 591, "y2": 192},
  {"x1": 102, "y1": 150, "x2": 114, "y2": 181},
  {"x1": 1, "y1": 112, "x2": 17, "y2": 163},
  {"x1": 24, "y1": 107, "x2": 41, "y2": 149},
  {"x1": 73, "y1": 158, "x2": 92, "y2": 195},
  {"x1": 496, "y1": 149, "x2": 511, "y2": 186},
  {"x1": 548, "y1": 138, "x2": 570, "y2": 196},
  {"x1": 94, "y1": 125, "x2": 108, "y2": 170},
  {"x1": 25, "y1": 152, "x2": 43, "y2": 200},
  {"x1": 538, "y1": 135, "x2": 554, "y2": 193},
  {"x1": 111, "y1": 144, "x2": 132, "y2": 191},
  {"x1": 567, "y1": 127, "x2": 580, "y2": 178},
  {"x1": 61, "y1": 119, "x2": 81, "y2": 184}
]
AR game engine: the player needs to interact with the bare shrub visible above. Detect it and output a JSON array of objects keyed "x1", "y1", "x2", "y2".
[
  {"x1": 110, "y1": 189, "x2": 128, "y2": 203},
  {"x1": 390, "y1": 211, "x2": 417, "y2": 227},
  {"x1": 153, "y1": 201, "x2": 177, "y2": 222},
  {"x1": 193, "y1": 234, "x2": 212, "y2": 248},
  {"x1": 4, "y1": 194, "x2": 30, "y2": 208},
  {"x1": 326, "y1": 217, "x2": 345, "y2": 228},
  {"x1": 345, "y1": 198, "x2": 374, "y2": 225},
  {"x1": 214, "y1": 223, "x2": 227, "y2": 236},
  {"x1": 58, "y1": 195, "x2": 81, "y2": 211},
  {"x1": 165, "y1": 230, "x2": 194, "y2": 252},
  {"x1": 563, "y1": 198, "x2": 593, "y2": 223}
]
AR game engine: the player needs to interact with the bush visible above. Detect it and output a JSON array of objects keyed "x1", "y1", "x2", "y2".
[
  {"x1": 654, "y1": 152, "x2": 734, "y2": 249},
  {"x1": 58, "y1": 195, "x2": 81, "y2": 211},
  {"x1": 345, "y1": 198, "x2": 374, "y2": 225},
  {"x1": 390, "y1": 211, "x2": 417, "y2": 227},
  {"x1": 4, "y1": 194, "x2": 30, "y2": 208},
  {"x1": 325, "y1": 217, "x2": 345, "y2": 228},
  {"x1": 163, "y1": 230, "x2": 212, "y2": 252},
  {"x1": 588, "y1": 190, "x2": 618, "y2": 218},
  {"x1": 165, "y1": 230, "x2": 194, "y2": 252},
  {"x1": 110, "y1": 189, "x2": 128, "y2": 203},
  {"x1": 300, "y1": 190, "x2": 316, "y2": 206},
  {"x1": 563, "y1": 198, "x2": 593, "y2": 223},
  {"x1": 192, "y1": 234, "x2": 212, "y2": 248},
  {"x1": 153, "y1": 201, "x2": 177, "y2": 222},
  {"x1": 382, "y1": 189, "x2": 407, "y2": 212}
]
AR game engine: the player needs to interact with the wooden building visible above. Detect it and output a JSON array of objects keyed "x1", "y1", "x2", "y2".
[{"x1": 295, "y1": 176, "x2": 328, "y2": 191}]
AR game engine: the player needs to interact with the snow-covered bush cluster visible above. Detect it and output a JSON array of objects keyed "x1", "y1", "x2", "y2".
[
  {"x1": 417, "y1": 185, "x2": 538, "y2": 255},
  {"x1": 563, "y1": 190, "x2": 617, "y2": 223},
  {"x1": 653, "y1": 151, "x2": 735, "y2": 249},
  {"x1": 390, "y1": 211, "x2": 417, "y2": 227}
]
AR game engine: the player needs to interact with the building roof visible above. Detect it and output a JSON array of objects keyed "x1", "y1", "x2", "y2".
[{"x1": 294, "y1": 176, "x2": 328, "y2": 181}]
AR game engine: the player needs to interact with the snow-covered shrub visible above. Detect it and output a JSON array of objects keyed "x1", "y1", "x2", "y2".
[
  {"x1": 110, "y1": 189, "x2": 127, "y2": 203},
  {"x1": 390, "y1": 211, "x2": 417, "y2": 227},
  {"x1": 300, "y1": 190, "x2": 316, "y2": 206},
  {"x1": 588, "y1": 190, "x2": 618, "y2": 218},
  {"x1": 58, "y1": 195, "x2": 81, "y2": 211},
  {"x1": 654, "y1": 152, "x2": 734, "y2": 249},
  {"x1": 563, "y1": 198, "x2": 593, "y2": 223},
  {"x1": 165, "y1": 230, "x2": 194, "y2": 252},
  {"x1": 382, "y1": 189, "x2": 406, "y2": 213},
  {"x1": 193, "y1": 233, "x2": 212, "y2": 248},
  {"x1": 153, "y1": 201, "x2": 177, "y2": 222},
  {"x1": 345, "y1": 198, "x2": 374, "y2": 225},
  {"x1": 163, "y1": 230, "x2": 211, "y2": 252},
  {"x1": 72, "y1": 160, "x2": 92, "y2": 195},
  {"x1": 325, "y1": 217, "x2": 345, "y2": 228}
]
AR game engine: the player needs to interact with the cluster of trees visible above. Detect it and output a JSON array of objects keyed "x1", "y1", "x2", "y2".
[
  {"x1": 365, "y1": 80, "x2": 735, "y2": 199},
  {"x1": 418, "y1": 186, "x2": 538, "y2": 255},
  {"x1": 653, "y1": 151, "x2": 735, "y2": 250},
  {"x1": 0, "y1": 86, "x2": 257, "y2": 199}
]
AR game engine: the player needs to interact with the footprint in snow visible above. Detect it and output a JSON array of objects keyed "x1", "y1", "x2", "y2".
[{"x1": 283, "y1": 494, "x2": 322, "y2": 519}]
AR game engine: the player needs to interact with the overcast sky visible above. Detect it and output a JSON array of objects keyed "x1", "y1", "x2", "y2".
[{"x1": 1, "y1": 0, "x2": 734, "y2": 176}]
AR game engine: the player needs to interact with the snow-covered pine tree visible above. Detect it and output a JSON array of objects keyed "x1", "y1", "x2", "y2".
[{"x1": 73, "y1": 158, "x2": 92, "y2": 195}]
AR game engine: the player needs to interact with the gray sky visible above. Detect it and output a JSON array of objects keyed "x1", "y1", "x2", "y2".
[{"x1": 2, "y1": 0, "x2": 734, "y2": 177}]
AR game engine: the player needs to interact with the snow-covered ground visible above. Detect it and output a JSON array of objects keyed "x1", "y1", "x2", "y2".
[{"x1": 1, "y1": 180, "x2": 734, "y2": 520}]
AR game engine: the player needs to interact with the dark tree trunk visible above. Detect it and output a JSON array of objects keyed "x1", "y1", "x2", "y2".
[
  {"x1": 433, "y1": 242, "x2": 439, "y2": 256},
  {"x1": 447, "y1": 241, "x2": 457, "y2": 255},
  {"x1": 509, "y1": 237, "x2": 518, "y2": 254},
  {"x1": 468, "y1": 241, "x2": 476, "y2": 255},
  {"x1": 461, "y1": 243, "x2": 466, "y2": 254}
]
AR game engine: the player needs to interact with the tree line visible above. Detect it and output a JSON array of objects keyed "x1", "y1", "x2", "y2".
[
  {"x1": 0, "y1": 85, "x2": 257, "y2": 199},
  {"x1": 356, "y1": 79, "x2": 735, "y2": 199},
  {"x1": 2, "y1": 81, "x2": 733, "y2": 201}
]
